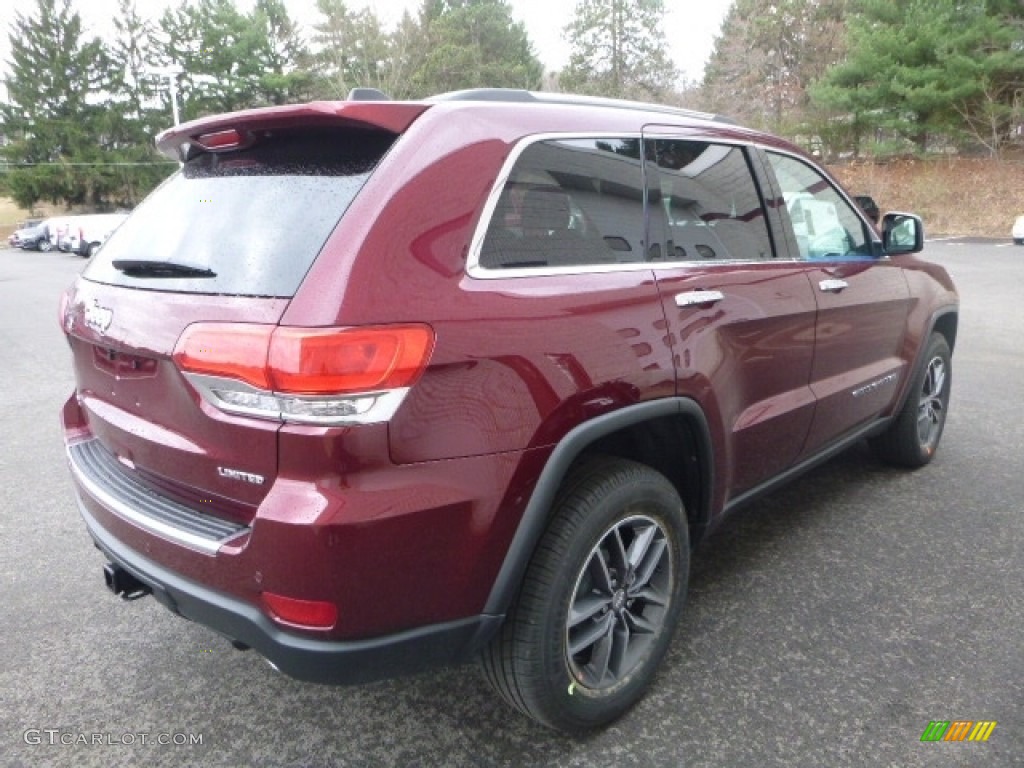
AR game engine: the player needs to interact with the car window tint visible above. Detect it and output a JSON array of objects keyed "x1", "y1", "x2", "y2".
[
  {"x1": 765, "y1": 152, "x2": 872, "y2": 261},
  {"x1": 648, "y1": 140, "x2": 772, "y2": 261},
  {"x1": 84, "y1": 128, "x2": 395, "y2": 297},
  {"x1": 480, "y1": 138, "x2": 646, "y2": 269}
]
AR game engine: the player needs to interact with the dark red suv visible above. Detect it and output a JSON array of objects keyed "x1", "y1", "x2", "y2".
[{"x1": 60, "y1": 89, "x2": 958, "y2": 733}]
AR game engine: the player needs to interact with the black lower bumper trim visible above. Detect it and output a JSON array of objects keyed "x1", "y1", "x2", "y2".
[{"x1": 78, "y1": 498, "x2": 503, "y2": 685}]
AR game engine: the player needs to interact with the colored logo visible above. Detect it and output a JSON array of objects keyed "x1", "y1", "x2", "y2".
[{"x1": 920, "y1": 720, "x2": 997, "y2": 742}]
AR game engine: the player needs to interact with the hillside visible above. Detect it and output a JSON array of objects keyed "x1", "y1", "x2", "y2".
[{"x1": 828, "y1": 155, "x2": 1024, "y2": 238}]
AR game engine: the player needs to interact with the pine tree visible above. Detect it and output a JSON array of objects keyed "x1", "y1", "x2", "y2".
[
  {"x1": 559, "y1": 0, "x2": 678, "y2": 101},
  {"x1": 310, "y1": 0, "x2": 401, "y2": 98},
  {"x1": 811, "y1": 0, "x2": 1024, "y2": 156},
  {"x1": 411, "y1": 0, "x2": 543, "y2": 96},
  {"x1": 156, "y1": 0, "x2": 312, "y2": 120},
  {"x1": 1, "y1": 0, "x2": 108, "y2": 208},
  {"x1": 97, "y1": 0, "x2": 175, "y2": 206},
  {"x1": 701, "y1": 0, "x2": 849, "y2": 133}
]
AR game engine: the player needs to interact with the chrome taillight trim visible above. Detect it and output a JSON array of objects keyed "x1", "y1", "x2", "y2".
[{"x1": 182, "y1": 372, "x2": 411, "y2": 426}]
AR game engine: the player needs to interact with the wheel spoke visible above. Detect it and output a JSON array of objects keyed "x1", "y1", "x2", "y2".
[
  {"x1": 579, "y1": 617, "x2": 616, "y2": 682},
  {"x1": 587, "y1": 548, "x2": 615, "y2": 594},
  {"x1": 610, "y1": 528, "x2": 629, "y2": 575},
  {"x1": 569, "y1": 593, "x2": 611, "y2": 628},
  {"x1": 623, "y1": 608, "x2": 657, "y2": 635},
  {"x1": 607, "y1": 623, "x2": 631, "y2": 680},
  {"x1": 631, "y1": 537, "x2": 668, "y2": 591},
  {"x1": 568, "y1": 611, "x2": 614, "y2": 657},
  {"x1": 631, "y1": 584, "x2": 669, "y2": 607},
  {"x1": 625, "y1": 523, "x2": 658, "y2": 570}
]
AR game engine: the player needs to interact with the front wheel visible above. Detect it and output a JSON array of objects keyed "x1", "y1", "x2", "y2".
[
  {"x1": 38, "y1": 239, "x2": 53, "y2": 252},
  {"x1": 870, "y1": 333, "x2": 952, "y2": 467},
  {"x1": 481, "y1": 456, "x2": 689, "y2": 733}
]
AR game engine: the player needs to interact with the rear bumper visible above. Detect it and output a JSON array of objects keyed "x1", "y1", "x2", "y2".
[{"x1": 79, "y1": 496, "x2": 502, "y2": 684}]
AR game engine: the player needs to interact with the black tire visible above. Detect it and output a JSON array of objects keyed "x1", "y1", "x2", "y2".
[
  {"x1": 38, "y1": 239, "x2": 52, "y2": 252},
  {"x1": 870, "y1": 333, "x2": 951, "y2": 468},
  {"x1": 480, "y1": 455, "x2": 689, "y2": 733},
  {"x1": 86, "y1": 242, "x2": 100, "y2": 258}
]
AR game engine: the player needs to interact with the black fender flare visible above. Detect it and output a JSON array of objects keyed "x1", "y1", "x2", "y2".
[{"x1": 481, "y1": 397, "x2": 714, "y2": 618}]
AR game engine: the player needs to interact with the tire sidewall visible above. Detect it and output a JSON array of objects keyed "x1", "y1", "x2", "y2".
[{"x1": 913, "y1": 334, "x2": 952, "y2": 461}]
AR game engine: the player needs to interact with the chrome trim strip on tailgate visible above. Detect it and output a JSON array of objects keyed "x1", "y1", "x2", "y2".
[{"x1": 67, "y1": 439, "x2": 249, "y2": 556}]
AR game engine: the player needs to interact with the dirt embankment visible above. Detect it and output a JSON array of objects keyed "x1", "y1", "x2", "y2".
[{"x1": 828, "y1": 155, "x2": 1024, "y2": 238}]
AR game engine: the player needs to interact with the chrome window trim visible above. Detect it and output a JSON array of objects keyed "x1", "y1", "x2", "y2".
[{"x1": 465, "y1": 132, "x2": 794, "y2": 280}]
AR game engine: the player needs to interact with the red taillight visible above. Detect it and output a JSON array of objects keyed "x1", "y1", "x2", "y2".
[
  {"x1": 268, "y1": 326, "x2": 434, "y2": 394},
  {"x1": 261, "y1": 592, "x2": 337, "y2": 630},
  {"x1": 173, "y1": 324, "x2": 273, "y2": 389},
  {"x1": 173, "y1": 323, "x2": 434, "y2": 395}
]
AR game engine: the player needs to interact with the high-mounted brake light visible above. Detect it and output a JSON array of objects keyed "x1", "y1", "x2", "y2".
[
  {"x1": 172, "y1": 323, "x2": 434, "y2": 426},
  {"x1": 195, "y1": 128, "x2": 245, "y2": 151}
]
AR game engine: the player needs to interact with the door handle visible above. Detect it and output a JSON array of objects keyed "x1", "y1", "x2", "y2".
[
  {"x1": 818, "y1": 279, "x2": 848, "y2": 293},
  {"x1": 675, "y1": 290, "x2": 724, "y2": 307}
]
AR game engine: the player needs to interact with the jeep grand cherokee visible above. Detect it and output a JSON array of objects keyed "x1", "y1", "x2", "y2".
[{"x1": 60, "y1": 89, "x2": 958, "y2": 733}]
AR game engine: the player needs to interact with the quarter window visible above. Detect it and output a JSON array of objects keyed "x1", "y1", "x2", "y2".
[
  {"x1": 479, "y1": 138, "x2": 647, "y2": 269},
  {"x1": 765, "y1": 152, "x2": 872, "y2": 260}
]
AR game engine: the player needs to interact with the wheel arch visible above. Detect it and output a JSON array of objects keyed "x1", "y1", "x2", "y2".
[
  {"x1": 883, "y1": 307, "x2": 958, "y2": 426},
  {"x1": 482, "y1": 398, "x2": 714, "y2": 618}
]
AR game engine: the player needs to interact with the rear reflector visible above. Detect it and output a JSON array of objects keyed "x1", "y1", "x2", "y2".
[{"x1": 261, "y1": 592, "x2": 338, "y2": 630}]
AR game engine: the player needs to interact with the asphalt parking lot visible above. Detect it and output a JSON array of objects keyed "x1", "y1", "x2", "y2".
[{"x1": 1, "y1": 241, "x2": 1021, "y2": 767}]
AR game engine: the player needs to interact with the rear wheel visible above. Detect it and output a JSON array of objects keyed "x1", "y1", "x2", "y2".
[
  {"x1": 86, "y1": 242, "x2": 100, "y2": 258},
  {"x1": 481, "y1": 455, "x2": 689, "y2": 733},
  {"x1": 870, "y1": 333, "x2": 951, "y2": 467}
]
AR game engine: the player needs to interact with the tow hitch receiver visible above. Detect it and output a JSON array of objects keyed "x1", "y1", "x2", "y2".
[{"x1": 103, "y1": 563, "x2": 151, "y2": 600}]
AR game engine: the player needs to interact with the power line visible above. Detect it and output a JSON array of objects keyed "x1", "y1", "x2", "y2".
[{"x1": 0, "y1": 161, "x2": 176, "y2": 166}]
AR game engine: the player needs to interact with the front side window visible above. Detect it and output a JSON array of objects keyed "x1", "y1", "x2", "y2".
[
  {"x1": 649, "y1": 140, "x2": 773, "y2": 261},
  {"x1": 765, "y1": 152, "x2": 872, "y2": 261},
  {"x1": 479, "y1": 138, "x2": 647, "y2": 269}
]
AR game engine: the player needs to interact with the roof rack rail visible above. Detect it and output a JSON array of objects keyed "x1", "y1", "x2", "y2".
[{"x1": 428, "y1": 88, "x2": 736, "y2": 125}]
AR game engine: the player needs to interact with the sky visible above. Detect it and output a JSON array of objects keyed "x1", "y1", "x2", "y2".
[{"x1": 0, "y1": 0, "x2": 734, "y2": 86}]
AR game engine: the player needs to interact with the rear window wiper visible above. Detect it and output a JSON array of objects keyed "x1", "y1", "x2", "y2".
[{"x1": 111, "y1": 259, "x2": 217, "y2": 278}]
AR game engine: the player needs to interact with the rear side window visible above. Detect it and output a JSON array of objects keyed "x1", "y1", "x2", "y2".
[
  {"x1": 648, "y1": 140, "x2": 773, "y2": 261},
  {"x1": 479, "y1": 138, "x2": 647, "y2": 269},
  {"x1": 85, "y1": 128, "x2": 395, "y2": 297}
]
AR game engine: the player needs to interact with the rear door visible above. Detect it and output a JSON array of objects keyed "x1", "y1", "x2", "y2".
[
  {"x1": 644, "y1": 133, "x2": 818, "y2": 499},
  {"x1": 760, "y1": 150, "x2": 912, "y2": 456}
]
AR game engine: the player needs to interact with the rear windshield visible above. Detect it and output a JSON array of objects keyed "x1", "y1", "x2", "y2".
[{"x1": 84, "y1": 127, "x2": 395, "y2": 297}]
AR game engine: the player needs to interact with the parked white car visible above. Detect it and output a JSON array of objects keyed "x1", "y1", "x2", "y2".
[
  {"x1": 1013, "y1": 215, "x2": 1024, "y2": 245},
  {"x1": 58, "y1": 213, "x2": 129, "y2": 257}
]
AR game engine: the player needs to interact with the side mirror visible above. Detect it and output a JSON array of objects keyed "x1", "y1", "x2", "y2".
[{"x1": 883, "y1": 212, "x2": 924, "y2": 254}]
